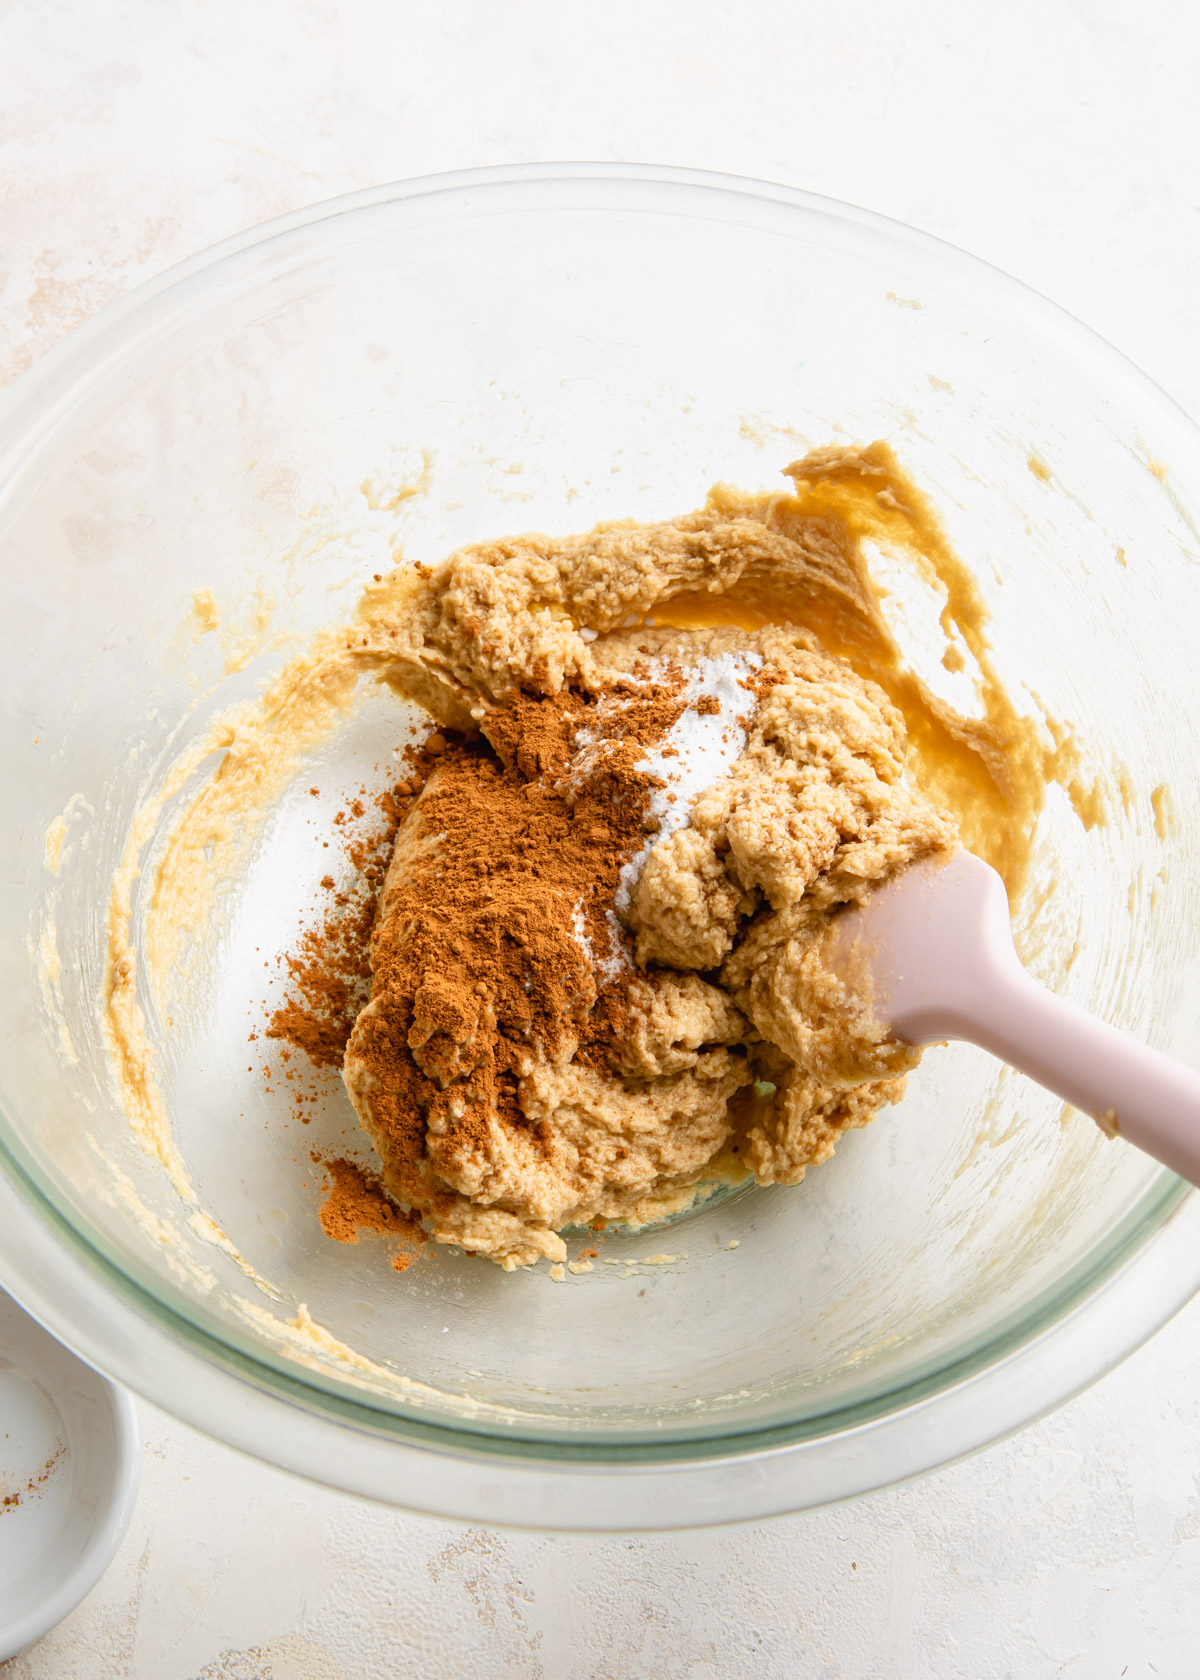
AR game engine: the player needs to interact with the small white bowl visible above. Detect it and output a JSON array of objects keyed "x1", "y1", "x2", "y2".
[{"x1": 0, "y1": 1288, "x2": 139, "y2": 1662}]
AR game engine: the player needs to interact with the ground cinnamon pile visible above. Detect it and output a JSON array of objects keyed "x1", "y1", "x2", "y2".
[{"x1": 345, "y1": 674, "x2": 690, "y2": 1202}]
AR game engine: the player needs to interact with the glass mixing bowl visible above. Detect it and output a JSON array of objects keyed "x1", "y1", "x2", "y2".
[{"x1": 2, "y1": 164, "x2": 1200, "y2": 1531}]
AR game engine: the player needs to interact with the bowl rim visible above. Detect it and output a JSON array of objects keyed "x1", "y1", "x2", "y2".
[
  {"x1": 3, "y1": 160, "x2": 1199, "y2": 1522},
  {"x1": 0, "y1": 1141, "x2": 1195, "y2": 1532}
]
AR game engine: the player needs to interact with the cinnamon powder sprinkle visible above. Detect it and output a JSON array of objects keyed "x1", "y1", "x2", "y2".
[
  {"x1": 264, "y1": 768, "x2": 419, "y2": 1070},
  {"x1": 265, "y1": 892, "x2": 376, "y2": 1070},
  {"x1": 314, "y1": 1153, "x2": 426, "y2": 1272}
]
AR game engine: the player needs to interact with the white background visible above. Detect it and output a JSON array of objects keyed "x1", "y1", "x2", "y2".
[{"x1": 3, "y1": 2, "x2": 1200, "y2": 1675}]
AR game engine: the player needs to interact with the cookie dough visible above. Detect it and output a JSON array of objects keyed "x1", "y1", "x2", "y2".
[
  {"x1": 342, "y1": 454, "x2": 960, "y2": 1267},
  {"x1": 105, "y1": 441, "x2": 1061, "y2": 1279}
]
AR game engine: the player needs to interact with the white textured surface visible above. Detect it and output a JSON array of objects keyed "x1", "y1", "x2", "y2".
[{"x1": 3, "y1": 1, "x2": 1200, "y2": 1673}]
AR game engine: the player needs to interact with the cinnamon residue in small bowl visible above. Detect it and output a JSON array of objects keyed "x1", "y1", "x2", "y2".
[{"x1": 1, "y1": 1441, "x2": 66, "y2": 1512}]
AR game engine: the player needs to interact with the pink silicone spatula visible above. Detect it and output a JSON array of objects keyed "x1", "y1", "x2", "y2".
[{"x1": 826, "y1": 849, "x2": 1200, "y2": 1181}]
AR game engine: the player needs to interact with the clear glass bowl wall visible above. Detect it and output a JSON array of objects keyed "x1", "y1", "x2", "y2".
[{"x1": 1, "y1": 168, "x2": 1198, "y2": 1504}]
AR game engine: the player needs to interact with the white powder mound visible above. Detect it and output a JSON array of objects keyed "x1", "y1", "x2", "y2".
[
  {"x1": 614, "y1": 651, "x2": 762, "y2": 913},
  {"x1": 565, "y1": 650, "x2": 762, "y2": 976}
]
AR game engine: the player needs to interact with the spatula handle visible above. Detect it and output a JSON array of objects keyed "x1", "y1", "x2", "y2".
[
  {"x1": 838, "y1": 849, "x2": 1200, "y2": 1181},
  {"x1": 937, "y1": 957, "x2": 1200, "y2": 1184}
]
